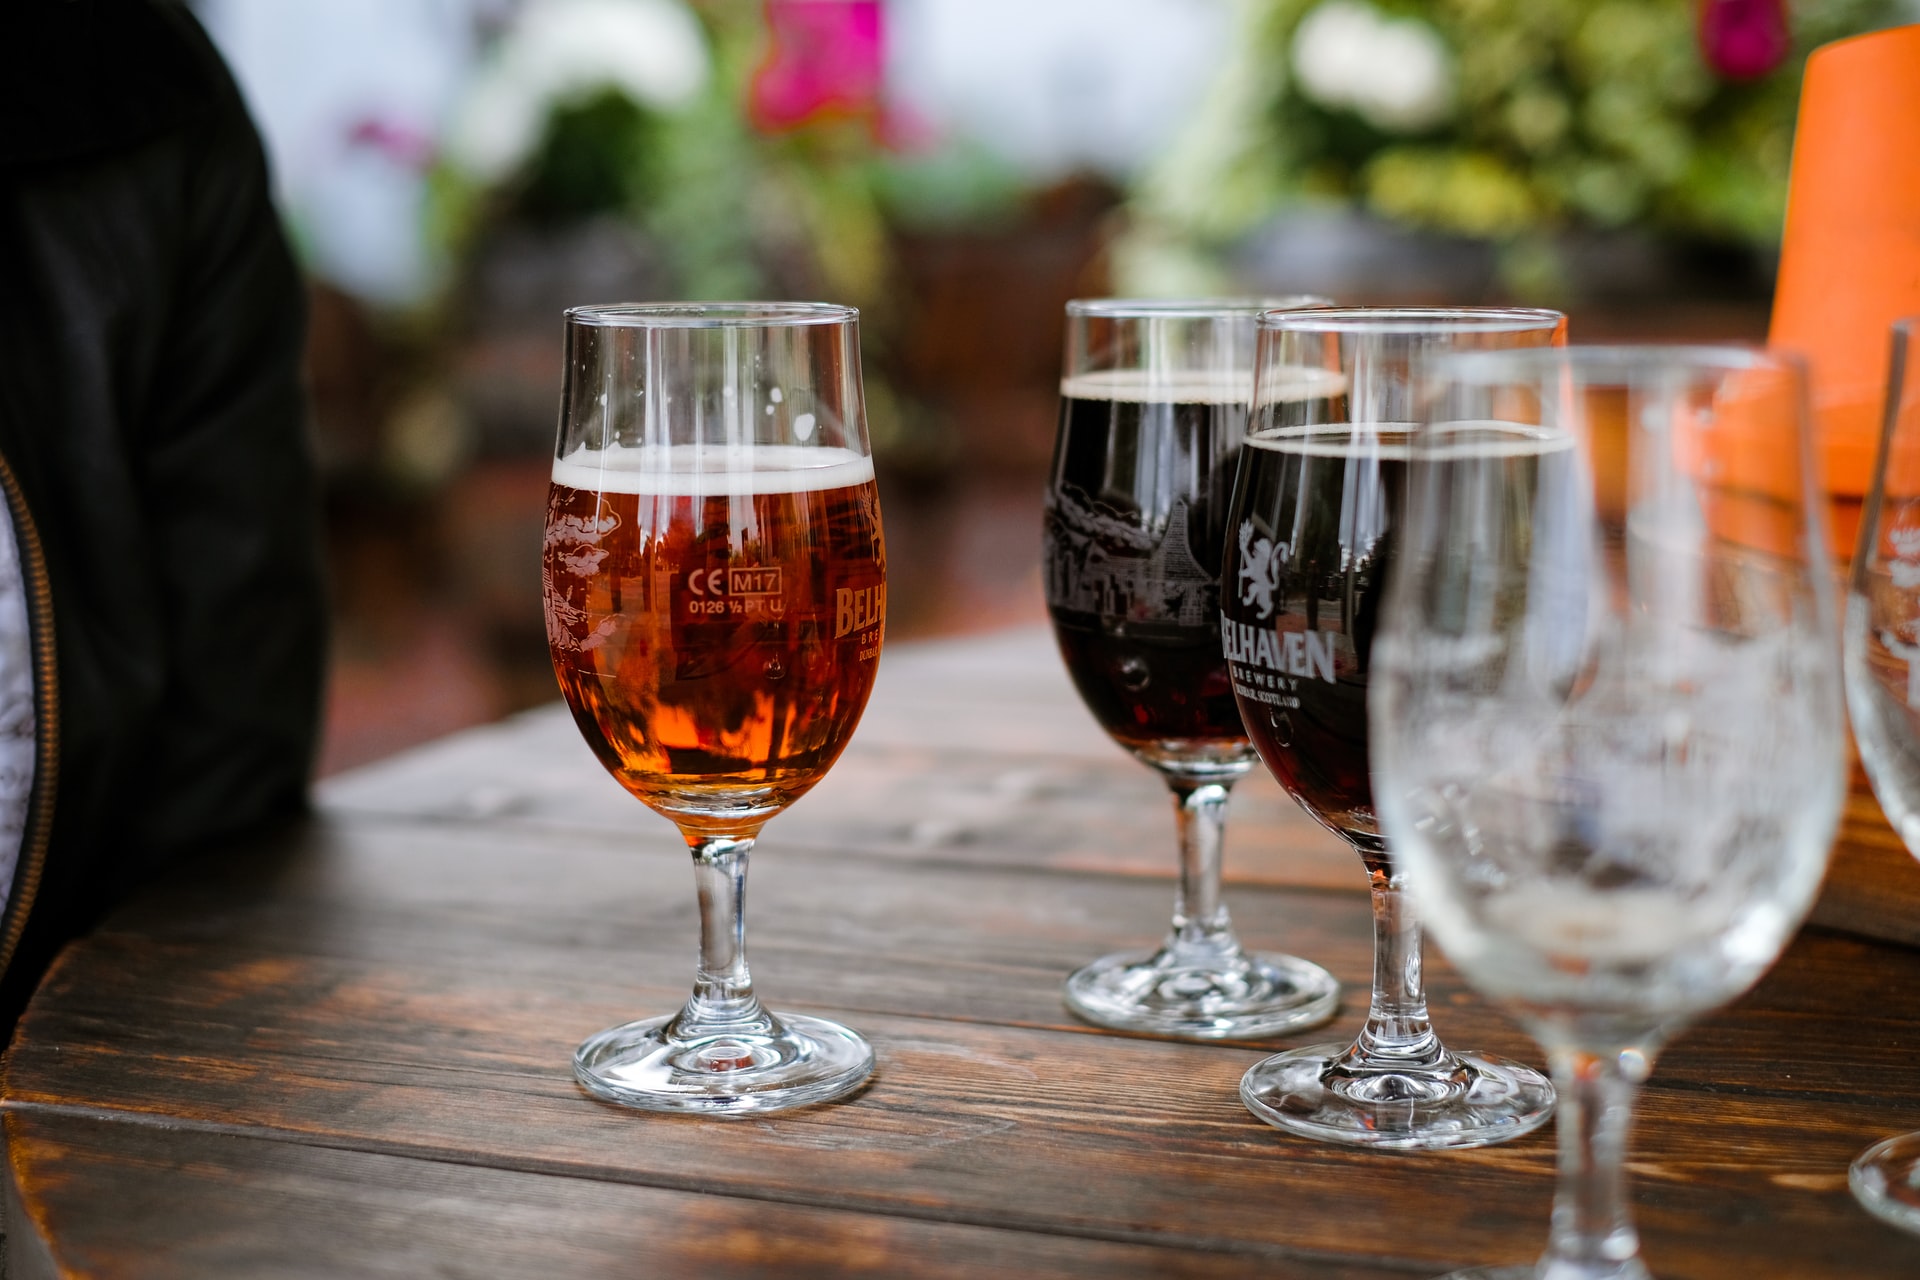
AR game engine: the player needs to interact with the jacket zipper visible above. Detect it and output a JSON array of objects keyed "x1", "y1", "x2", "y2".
[{"x1": 0, "y1": 449, "x2": 56, "y2": 980}]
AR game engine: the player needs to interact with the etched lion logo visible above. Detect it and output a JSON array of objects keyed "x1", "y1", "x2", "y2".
[{"x1": 1237, "y1": 520, "x2": 1284, "y2": 620}]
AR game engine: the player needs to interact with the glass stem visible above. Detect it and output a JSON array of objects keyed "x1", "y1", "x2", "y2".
[
  {"x1": 1164, "y1": 777, "x2": 1241, "y2": 966},
  {"x1": 672, "y1": 834, "x2": 775, "y2": 1038},
  {"x1": 1539, "y1": 1043, "x2": 1652, "y2": 1280},
  {"x1": 1350, "y1": 863, "x2": 1445, "y2": 1070}
]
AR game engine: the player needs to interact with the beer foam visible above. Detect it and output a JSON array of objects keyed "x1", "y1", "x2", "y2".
[
  {"x1": 552, "y1": 443, "x2": 875, "y2": 495},
  {"x1": 1247, "y1": 420, "x2": 1571, "y2": 461},
  {"x1": 1062, "y1": 369, "x2": 1250, "y2": 403},
  {"x1": 1253, "y1": 365, "x2": 1350, "y2": 406},
  {"x1": 1060, "y1": 366, "x2": 1349, "y2": 404}
]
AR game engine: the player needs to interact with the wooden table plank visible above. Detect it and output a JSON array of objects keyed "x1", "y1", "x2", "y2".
[
  {"x1": 6, "y1": 625, "x2": 1920, "y2": 1277},
  {"x1": 1811, "y1": 784, "x2": 1920, "y2": 947},
  {"x1": 7, "y1": 991, "x2": 1920, "y2": 1277},
  {"x1": 24, "y1": 815, "x2": 1920, "y2": 1096},
  {"x1": 319, "y1": 628, "x2": 1920, "y2": 940},
  {"x1": 58, "y1": 814, "x2": 1379, "y2": 1042},
  {"x1": 316, "y1": 629, "x2": 1362, "y2": 892},
  {"x1": 2, "y1": 1112, "x2": 1414, "y2": 1280},
  {"x1": 5, "y1": 813, "x2": 1920, "y2": 1275}
]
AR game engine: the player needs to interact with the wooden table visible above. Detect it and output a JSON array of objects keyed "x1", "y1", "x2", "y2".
[{"x1": 5, "y1": 627, "x2": 1920, "y2": 1278}]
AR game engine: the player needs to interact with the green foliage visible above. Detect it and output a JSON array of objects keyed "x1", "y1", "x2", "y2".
[
  {"x1": 872, "y1": 142, "x2": 1027, "y2": 232},
  {"x1": 518, "y1": 89, "x2": 666, "y2": 224},
  {"x1": 1364, "y1": 148, "x2": 1538, "y2": 236},
  {"x1": 428, "y1": 3, "x2": 929, "y2": 309},
  {"x1": 1134, "y1": 0, "x2": 1905, "y2": 256}
]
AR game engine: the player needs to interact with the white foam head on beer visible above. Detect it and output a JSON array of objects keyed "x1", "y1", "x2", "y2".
[
  {"x1": 1247, "y1": 420, "x2": 1571, "y2": 460},
  {"x1": 552, "y1": 443, "x2": 874, "y2": 495},
  {"x1": 1060, "y1": 369, "x2": 1254, "y2": 404},
  {"x1": 1254, "y1": 365, "x2": 1349, "y2": 408},
  {"x1": 1060, "y1": 366, "x2": 1352, "y2": 407}
]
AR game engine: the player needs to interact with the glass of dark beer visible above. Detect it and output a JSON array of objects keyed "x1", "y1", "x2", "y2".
[
  {"x1": 1046, "y1": 297, "x2": 1342, "y2": 1039},
  {"x1": 1223, "y1": 307, "x2": 1561, "y2": 1149},
  {"x1": 543, "y1": 302, "x2": 885, "y2": 1114},
  {"x1": 1374, "y1": 346, "x2": 1840, "y2": 1276}
]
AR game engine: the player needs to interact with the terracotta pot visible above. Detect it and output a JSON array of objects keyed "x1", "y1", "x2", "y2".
[{"x1": 1770, "y1": 23, "x2": 1920, "y2": 557}]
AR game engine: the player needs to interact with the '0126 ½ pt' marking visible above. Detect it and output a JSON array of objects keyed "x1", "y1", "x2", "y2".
[{"x1": 682, "y1": 565, "x2": 787, "y2": 617}]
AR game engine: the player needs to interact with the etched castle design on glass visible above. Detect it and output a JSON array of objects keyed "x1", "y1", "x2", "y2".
[{"x1": 1045, "y1": 488, "x2": 1213, "y2": 626}]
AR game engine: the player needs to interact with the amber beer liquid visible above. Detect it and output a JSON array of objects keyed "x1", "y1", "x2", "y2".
[
  {"x1": 1043, "y1": 370, "x2": 1252, "y2": 763},
  {"x1": 544, "y1": 444, "x2": 885, "y2": 833}
]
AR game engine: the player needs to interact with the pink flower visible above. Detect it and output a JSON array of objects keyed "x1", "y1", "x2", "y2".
[
  {"x1": 346, "y1": 117, "x2": 438, "y2": 172},
  {"x1": 749, "y1": 0, "x2": 884, "y2": 133},
  {"x1": 1698, "y1": 0, "x2": 1791, "y2": 80}
]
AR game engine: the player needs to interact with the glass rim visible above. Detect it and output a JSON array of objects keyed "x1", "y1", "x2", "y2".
[
  {"x1": 564, "y1": 302, "x2": 858, "y2": 329},
  {"x1": 1258, "y1": 306, "x2": 1565, "y2": 334},
  {"x1": 1430, "y1": 342, "x2": 1806, "y2": 384},
  {"x1": 1067, "y1": 295, "x2": 1331, "y2": 319}
]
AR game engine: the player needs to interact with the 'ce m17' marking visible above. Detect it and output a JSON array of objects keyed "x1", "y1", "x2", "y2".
[{"x1": 687, "y1": 566, "x2": 784, "y2": 596}]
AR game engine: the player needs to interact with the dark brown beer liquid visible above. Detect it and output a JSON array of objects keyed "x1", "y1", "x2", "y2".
[
  {"x1": 1222, "y1": 421, "x2": 1567, "y2": 856},
  {"x1": 543, "y1": 446, "x2": 885, "y2": 835},
  {"x1": 1221, "y1": 427, "x2": 1408, "y2": 853},
  {"x1": 1043, "y1": 372, "x2": 1250, "y2": 765}
]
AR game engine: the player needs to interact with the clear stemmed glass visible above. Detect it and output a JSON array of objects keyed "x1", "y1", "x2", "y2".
[
  {"x1": 1373, "y1": 345, "x2": 1845, "y2": 1276},
  {"x1": 1846, "y1": 318, "x2": 1920, "y2": 1231},
  {"x1": 1046, "y1": 297, "x2": 1342, "y2": 1039},
  {"x1": 542, "y1": 302, "x2": 886, "y2": 1114},
  {"x1": 1223, "y1": 307, "x2": 1561, "y2": 1149}
]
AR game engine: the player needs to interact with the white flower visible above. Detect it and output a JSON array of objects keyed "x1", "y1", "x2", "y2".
[
  {"x1": 447, "y1": 73, "x2": 545, "y2": 184},
  {"x1": 446, "y1": 0, "x2": 709, "y2": 182},
  {"x1": 1291, "y1": 0, "x2": 1454, "y2": 134},
  {"x1": 512, "y1": 0, "x2": 708, "y2": 110}
]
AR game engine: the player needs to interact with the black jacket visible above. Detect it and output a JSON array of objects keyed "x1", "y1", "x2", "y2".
[{"x1": 0, "y1": 0, "x2": 327, "y2": 1032}]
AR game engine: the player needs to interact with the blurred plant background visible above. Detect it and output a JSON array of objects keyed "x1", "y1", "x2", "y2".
[
  {"x1": 189, "y1": 0, "x2": 1914, "y2": 772},
  {"x1": 1119, "y1": 0, "x2": 1912, "y2": 303}
]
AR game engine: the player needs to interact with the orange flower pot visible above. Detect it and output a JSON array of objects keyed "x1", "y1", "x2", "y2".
[{"x1": 1769, "y1": 23, "x2": 1920, "y2": 557}]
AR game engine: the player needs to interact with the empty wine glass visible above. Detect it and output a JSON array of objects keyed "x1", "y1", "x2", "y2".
[
  {"x1": 1373, "y1": 346, "x2": 1845, "y2": 1277},
  {"x1": 1845, "y1": 317, "x2": 1920, "y2": 1231}
]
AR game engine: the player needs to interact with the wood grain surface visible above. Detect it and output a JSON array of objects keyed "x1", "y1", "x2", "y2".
[{"x1": 5, "y1": 627, "x2": 1920, "y2": 1278}]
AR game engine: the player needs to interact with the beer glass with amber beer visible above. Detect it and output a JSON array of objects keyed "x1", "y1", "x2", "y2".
[
  {"x1": 1046, "y1": 298, "x2": 1340, "y2": 1038},
  {"x1": 543, "y1": 303, "x2": 885, "y2": 1113}
]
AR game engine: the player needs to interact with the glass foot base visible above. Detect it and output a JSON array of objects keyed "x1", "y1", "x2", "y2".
[
  {"x1": 574, "y1": 1011, "x2": 873, "y2": 1115},
  {"x1": 1064, "y1": 946, "x2": 1340, "y2": 1039},
  {"x1": 1852, "y1": 1131, "x2": 1920, "y2": 1235},
  {"x1": 1240, "y1": 1042, "x2": 1554, "y2": 1150}
]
